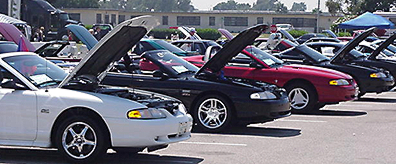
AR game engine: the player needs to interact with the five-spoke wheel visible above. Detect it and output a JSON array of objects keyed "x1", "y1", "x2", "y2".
[{"x1": 194, "y1": 95, "x2": 233, "y2": 132}]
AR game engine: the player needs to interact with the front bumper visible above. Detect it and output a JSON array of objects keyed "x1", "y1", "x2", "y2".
[
  {"x1": 105, "y1": 110, "x2": 193, "y2": 147},
  {"x1": 233, "y1": 96, "x2": 291, "y2": 123},
  {"x1": 360, "y1": 76, "x2": 394, "y2": 93},
  {"x1": 316, "y1": 84, "x2": 357, "y2": 103}
]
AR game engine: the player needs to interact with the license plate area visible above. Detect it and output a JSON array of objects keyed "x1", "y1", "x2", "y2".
[{"x1": 178, "y1": 122, "x2": 189, "y2": 136}]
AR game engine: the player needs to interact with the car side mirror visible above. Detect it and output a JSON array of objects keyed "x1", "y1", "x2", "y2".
[
  {"x1": 153, "y1": 70, "x2": 168, "y2": 80},
  {"x1": 249, "y1": 61, "x2": 263, "y2": 69},
  {"x1": 1, "y1": 81, "x2": 27, "y2": 90}
]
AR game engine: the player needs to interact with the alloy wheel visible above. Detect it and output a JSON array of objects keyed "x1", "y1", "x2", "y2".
[
  {"x1": 289, "y1": 88, "x2": 310, "y2": 110},
  {"x1": 198, "y1": 98, "x2": 227, "y2": 129},
  {"x1": 61, "y1": 122, "x2": 97, "y2": 159}
]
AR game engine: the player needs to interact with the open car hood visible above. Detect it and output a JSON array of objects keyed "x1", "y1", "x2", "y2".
[
  {"x1": 197, "y1": 24, "x2": 268, "y2": 75},
  {"x1": 178, "y1": 26, "x2": 202, "y2": 40},
  {"x1": 278, "y1": 29, "x2": 298, "y2": 44},
  {"x1": 59, "y1": 16, "x2": 159, "y2": 88},
  {"x1": 331, "y1": 27, "x2": 376, "y2": 64},
  {"x1": 368, "y1": 33, "x2": 396, "y2": 60},
  {"x1": 66, "y1": 24, "x2": 98, "y2": 50},
  {"x1": 0, "y1": 23, "x2": 36, "y2": 52}
]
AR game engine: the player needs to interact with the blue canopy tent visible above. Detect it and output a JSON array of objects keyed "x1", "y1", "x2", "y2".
[{"x1": 338, "y1": 12, "x2": 395, "y2": 29}]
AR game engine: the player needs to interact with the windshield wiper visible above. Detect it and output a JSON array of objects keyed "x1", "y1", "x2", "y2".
[
  {"x1": 37, "y1": 80, "x2": 61, "y2": 87},
  {"x1": 178, "y1": 70, "x2": 196, "y2": 75}
]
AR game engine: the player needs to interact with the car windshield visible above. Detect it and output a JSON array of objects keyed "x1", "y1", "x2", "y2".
[
  {"x1": 2, "y1": 55, "x2": 68, "y2": 87},
  {"x1": 349, "y1": 49, "x2": 366, "y2": 58},
  {"x1": 297, "y1": 45, "x2": 330, "y2": 63},
  {"x1": 387, "y1": 44, "x2": 396, "y2": 53},
  {"x1": 245, "y1": 47, "x2": 284, "y2": 67},
  {"x1": 0, "y1": 43, "x2": 18, "y2": 53},
  {"x1": 144, "y1": 50, "x2": 199, "y2": 76},
  {"x1": 153, "y1": 40, "x2": 186, "y2": 54}
]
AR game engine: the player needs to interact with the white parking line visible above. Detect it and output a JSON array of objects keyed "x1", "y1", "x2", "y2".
[
  {"x1": 180, "y1": 141, "x2": 247, "y2": 146},
  {"x1": 278, "y1": 119, "x2": 327, "y2": 123}
]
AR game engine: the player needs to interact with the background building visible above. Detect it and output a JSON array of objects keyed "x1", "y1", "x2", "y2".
[{"x1": 65, "y1": 8, "x2": 341, "y2": 32}]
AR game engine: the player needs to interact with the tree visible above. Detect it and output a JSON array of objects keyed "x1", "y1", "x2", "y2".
[
  {"x1": 312, "y1": 8, "x2": 322, "y2": 14},
  {"x1": 48, "y1": 0, "x2": 100, "y2": 8},
  {"x1": 99, "y1": 0, "x2": 194, "y2": 12},
  {"x1": 290, "y1": 2, "x2": 307, "y2": 11},
  {"x1": 325, "y1": 0, "x2": 342, "y2": 15},
  {"x1": 252, "y1": 0, "x2": 278, "y2": 11},
  {"x1": 275, "y1": 2, "x2": 288, "y2": 13},
  {"x1": 213, "y1": 0, "x2": 251, "y2": 10}
]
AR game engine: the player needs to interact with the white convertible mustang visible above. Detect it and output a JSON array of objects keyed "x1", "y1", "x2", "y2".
[{"x1": 0, "y1": 16, "x2": 192, "y2": 162}]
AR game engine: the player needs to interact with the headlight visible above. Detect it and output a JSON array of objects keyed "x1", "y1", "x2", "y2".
[
  {"x1": 250, "y1": 91, "x2": 277, "y2": 100},
  {"x1": 329, "y1": 79, "x2": 350, "y2": 86},
  {"x1": 370, "y1": 72, "x2": 386, "y2": 78},
  {"x1": 127, "y1": 108, "x2": 166, "y2": 119}
]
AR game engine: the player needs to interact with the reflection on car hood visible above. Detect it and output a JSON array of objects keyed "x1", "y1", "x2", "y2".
[
  {"x1": 331, "y1": 27, "x2": 376, "y2": 63},
  {"x1": 0, "y1": 22, "x2": 36, "y2": 51},
  {"x1": 59, "y1": 16, "x2": 159, "y2": 88},
  {"x1": 66, "y1": 24, "x2": 98, "y2": 50},
  {"x1": 197, "y1": 24, "x2": 268, "y2": 74},
  {"x1": 368, "y1": 33, "x2": 396, "y2": 60},
  {"x1": 284, "y1": 64, "x2": 353, "y2": 79}
]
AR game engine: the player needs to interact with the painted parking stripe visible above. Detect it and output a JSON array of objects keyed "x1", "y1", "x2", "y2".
[{"x1": 180, "y1": 141, "x2": 247, "y2": 146}]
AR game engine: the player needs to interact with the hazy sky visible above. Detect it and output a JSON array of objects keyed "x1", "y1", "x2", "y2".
[{"x1": 191, "y1": 0, "x2": 327, "y2": 12}]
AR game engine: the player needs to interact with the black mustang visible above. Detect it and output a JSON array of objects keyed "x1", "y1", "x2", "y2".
[
  {"x1": 103, "y1": 25, "x2": 291, "y2": 132},
  {"x1": 307, "y1": 33, "x2": 396, "y2": 88},
  {"x1": 275, "y1": 28, "x2": 394, "y2": 97}
]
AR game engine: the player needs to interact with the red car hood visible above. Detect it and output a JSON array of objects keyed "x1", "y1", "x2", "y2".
[{"x1": 284, "y1": 64, "x2": 353, "y2": 79}]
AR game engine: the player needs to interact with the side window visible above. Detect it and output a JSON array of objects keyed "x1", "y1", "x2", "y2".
[
  {"x1": 321, "y1": 46, "x2": 337, "y2": 57},
  {"x1": 0, "y1": 66, "x2": 27, "y2": 89},
  {"x1": 179, "y1": 43, "x2": 193, "y2": 52},
  {"x1": 193, "y1": 43, "x2": 206, "y2": 55}
]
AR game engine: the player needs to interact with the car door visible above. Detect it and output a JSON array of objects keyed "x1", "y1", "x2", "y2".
[
  {"x1": 223, "y1": 53, "x2": 260, "y2": 80},
  {"x1": 0, "y1": 66, "x2": 37, "y2": 141}
]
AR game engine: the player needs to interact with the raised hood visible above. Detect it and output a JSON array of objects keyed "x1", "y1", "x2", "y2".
[
  {"x1": 0, "y1": 22, "x2": 36, "y2": 52},
  {"x1": 66, "y1": 24, "x2": 98, "y2": 50},
  {"x1": 331, "y1": 27, "x2": 376, "y2": 63},
  {"x1": 59, "y1": 16, "x2": 159, "y2": 88},
  {"x1": 278, "y1": 29, "x2": 298, "y2": 44},
  {"x1": 197, "y1": 24, "x2": 268, "y2": 74},
  {"x1": 368, "y1": 33, "x2": 396, "y2": 60}
]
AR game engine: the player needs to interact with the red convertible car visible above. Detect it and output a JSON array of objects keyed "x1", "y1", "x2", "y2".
[{"x1": 141, "y1": 27, "x2": 358, "y2": 113}]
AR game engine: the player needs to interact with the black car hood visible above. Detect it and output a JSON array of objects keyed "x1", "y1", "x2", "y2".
[
  {"x1": 59, "y1": 16, "x2": 159, "y2": 88},
  {"x1": 368, "y1": 33, "x2": 396, "y2": 60},
  {"x1": 197, "y1": 24, "x2": 268, "y2": 74},
  {"x1": 331, "y1": 27, "x2": 376, "y2": 64}
]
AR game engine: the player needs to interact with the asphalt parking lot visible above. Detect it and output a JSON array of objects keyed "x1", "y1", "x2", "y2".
[{"x1": 1, "y1": 92, "x2": 396, "y2": 164}]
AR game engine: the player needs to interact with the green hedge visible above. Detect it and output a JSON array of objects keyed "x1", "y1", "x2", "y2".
[
  {"x1": 336, "y1": 32, "x2": 352, "y2": 37},
  {"x1": 85, "y1": 25, "x2": 93, "y2": 30},
  {"x1": 288, "y1": 30, "x2": 309, "y2": 38},
  {"x1": 148, "y1": 28, "x2": 222, "y2": 40}
]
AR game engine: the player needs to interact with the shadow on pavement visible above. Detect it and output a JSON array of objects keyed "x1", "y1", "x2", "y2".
[
  {"x1": 0, "y1": 148, "x2": 204, "y2": 164},
  {"x1": 194, "y1": 126, "x2": 301, "y2": 138},
  {"x1": 356, "y1": 97, "x2": 396, "y2": 103},
  {"x1": 293, "y1": 109, "x2": 367, "y2": 117}
]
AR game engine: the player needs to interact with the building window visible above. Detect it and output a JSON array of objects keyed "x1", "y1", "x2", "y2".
[
  {"x1": 177, "y1": 16, "x2": 200, "y2": 26},
  {"x1": 273, "y1": 17, "x2": 316, "y2": 27},
  {"x1": 111, "y1": 14, "x2": 116, "y2": 25},
  {"x1": 118, "y1": 15, "x2": 125, "y2": 23},
  {"x1": 224, "y1": 17, "x2": 248, "y2": 26},
  {"x1": 96, "y1": 14, "x2": 102, "y2": 24},
  {"x1": 257, "y1": 17, "x2": 263, "y2": 24},
  {"x1": 104, "y1": 15, "x2": 109, "y2": 24},
  {"x1": 209, "y1": 17, "x2": 215, "y2": 26},
  {"x1": 162, "y1": 16, "x2": 168, "y2": 25},
  {"x1": 69, "y1": 13, "x2": 81, "y2": 21}
]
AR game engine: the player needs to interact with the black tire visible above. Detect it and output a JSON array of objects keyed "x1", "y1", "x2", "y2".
[
  {"x1": 285, "y1": 82, "x2": 318, "y2": 113},
  {"x1": 55, "y1": 116, "x2": 109, "y2": 163},
  {"x1": 113, "y1": 147, "x2": 144, "y2": 154},
  {"x1": 193, "y1": 95, "x2": 234, "y2": 132}
]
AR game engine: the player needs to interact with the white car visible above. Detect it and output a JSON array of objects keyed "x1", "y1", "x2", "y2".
[{"x1": 0, "y1": 16, "x2": 192, "y2": 163}]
